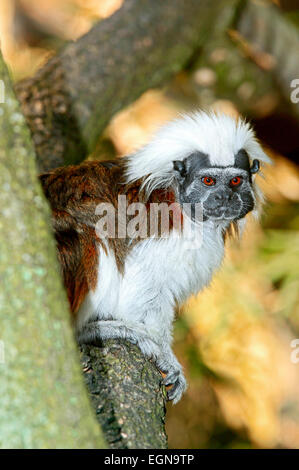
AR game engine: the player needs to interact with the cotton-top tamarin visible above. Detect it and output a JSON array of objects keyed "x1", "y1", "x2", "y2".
[{"x1": 40, "y1": 111, "x2": 270, "y2": 403}]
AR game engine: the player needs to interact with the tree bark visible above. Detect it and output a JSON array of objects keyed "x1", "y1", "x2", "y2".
[
  {"x1": 0, "y1": 50, "x2": 106, "y2": 449},
  {"x1": 81, "y1": 341, "x2": 167, "y2": 449},
  {"x1": 15, "y1": 0, "x2": 236, "y2": 172}
]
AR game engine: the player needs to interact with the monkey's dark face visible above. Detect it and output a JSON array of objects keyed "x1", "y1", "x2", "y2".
[{"x1": 173, "y1": 150, "x2": 259, "y2": 222}]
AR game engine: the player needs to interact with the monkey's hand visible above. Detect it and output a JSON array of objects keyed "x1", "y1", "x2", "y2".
[{"x1": 77, "y1": 319, "x2": 187, "y2": 404}]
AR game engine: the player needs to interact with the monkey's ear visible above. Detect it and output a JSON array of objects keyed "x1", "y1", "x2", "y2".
[
  {"x1": 250, "y1": 159, "x2": 260, "y2": 174},
  {"x1": 173, "y1": 160, "x2": 186, "y2": 177}
]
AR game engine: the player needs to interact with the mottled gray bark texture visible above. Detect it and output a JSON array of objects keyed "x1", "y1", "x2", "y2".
[
  {"x1": 0, "y1": 51, "x2": 106, "y2": 449},
  {"x1": 15, "y1": 0, "x2": 236, "y2": 172},
  {"x1": 81, "y1": 341, "x2": 167, "y2": 449}
]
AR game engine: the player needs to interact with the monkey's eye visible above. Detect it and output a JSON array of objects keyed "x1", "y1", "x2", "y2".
[
  {"x1": 230, "y1": 176, "x2": 243, "y2": 187},
  {"x1": 202, "y1": 176, "x2": 216, "y2": 186}
]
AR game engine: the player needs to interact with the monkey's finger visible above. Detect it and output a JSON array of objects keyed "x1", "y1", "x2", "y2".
[
  {"x1": 167, "y1": 380, "x2": 183, "y2": 403},
  {"x1": 163, "y1": 370, "x2": 180, "y2": 387}
]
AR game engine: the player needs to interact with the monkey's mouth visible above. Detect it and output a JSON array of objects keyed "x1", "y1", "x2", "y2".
[
  {"x1": 181, "y1": 203, "x2": 243, "y2": 223},
  {"x1": 203, "y1": 204, "x2": 242, "y2": 221},
  {"x1": 180, "y1": 193, "x2": 255, "y2": 223}
]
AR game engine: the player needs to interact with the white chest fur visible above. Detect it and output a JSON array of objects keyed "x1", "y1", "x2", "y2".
[{"x1": 77, "y1": 221, "x2": 225, "y2": 333}]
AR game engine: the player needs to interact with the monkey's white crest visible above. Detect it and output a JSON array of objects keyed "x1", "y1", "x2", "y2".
[{"x1": 125, "y1": 110, "x2": 270, "y2": 194}]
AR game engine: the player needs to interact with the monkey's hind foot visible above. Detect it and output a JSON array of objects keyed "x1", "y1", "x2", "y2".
[
  {"x1": 155, "y1": 345, "x2": 187, "y2": 403},
  {"x1": 157, "y1": 358, "x2": 187, "y2": 404},
  {"x1": 164, "y1": 369, "x2": 187, "y2": 404}
]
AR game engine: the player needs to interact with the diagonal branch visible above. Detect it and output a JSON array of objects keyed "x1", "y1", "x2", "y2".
[{"x1": 16, "y1": 0, "x2": 236, "y2": 172}]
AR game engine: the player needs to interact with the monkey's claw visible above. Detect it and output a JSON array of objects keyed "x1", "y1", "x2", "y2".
[{"x1": 163, "y1": 370, "x2": 187, "y2": 404}]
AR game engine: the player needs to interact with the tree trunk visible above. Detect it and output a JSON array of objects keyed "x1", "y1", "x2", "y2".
[
  {"x1": 0, "y1": 50, "x2": 106, "y2": 449},
  {"x1": 16, "y1": 0, "x2": 236, "y2": 172}
]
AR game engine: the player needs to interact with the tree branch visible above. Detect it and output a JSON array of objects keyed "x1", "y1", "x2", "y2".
[
  {"x1": 81, "y1": 341, "x2": 167, "y2": 449},
  {"x1": 16, "y1": 0, "x2": 236, "y2": 172}
]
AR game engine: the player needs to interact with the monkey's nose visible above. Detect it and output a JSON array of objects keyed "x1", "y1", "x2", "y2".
[
  {"x1": 214, "y1": 191, "x2": 230, "y2": 203},
  {"x1": 205, "y1": 191, "x2": 232, "y2": 210}
]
